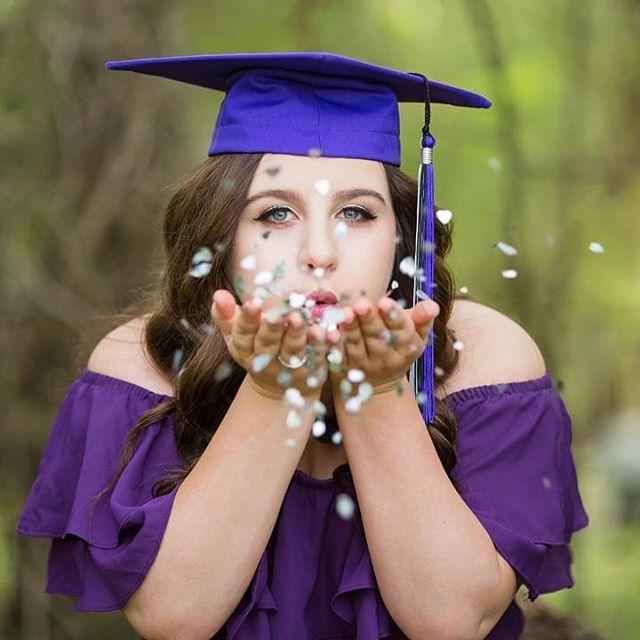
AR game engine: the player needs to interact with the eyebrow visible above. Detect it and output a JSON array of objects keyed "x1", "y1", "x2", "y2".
[{"x1": 243, "y1": 188, "x2": 388, "y2": 208}]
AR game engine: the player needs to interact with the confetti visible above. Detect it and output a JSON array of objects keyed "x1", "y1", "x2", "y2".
[
  {"x1": 322, "y1": 306, "x2": 347, "y2": 326},
  {"x1": 501, "y1": 269, "x2": 518, "y2": 279},
  {"x1": 340, "y1": 379, "x2": 353, "y2": 397},
  {"x1": 399, "y1": 256, "x2": 416, "y2": 277},
  {"x1": 331, "y1": 431, "x2": 343, "y2": 444},
  {"x1": 542, "y1": 476, "x2": 553, "y2": 490},
  {"x1": 416, "y1": 391, "x2": 426, "y2": 406},
  {"x1": 488, "y1": 157, "x2": 503, "y2": 171},
  {"x1": 273, "y1": 260, "x2": 285, "y2": 281},
  {"x1": 214, "y1": 361, "x2": 233, "y2": 381},
  {"x1": 254, "y1": 270, "x2": 274, "y2": 285},
  {"x1": 416, "y1": 290, "x2": 430, "y2": 301},
  {"x1": 286, "y1": 409, "x2": 301, "y2": 429},
  {"x1": 252, "y1": 353, "x2": 272, "y2": 373},
  {"x1": 421, "y1": 240, "x2": 436, "y2": 252},
  {"x1": 307, "y1": 147, "x2": 323, "y2": 157},
  {"x1": 284, "y1": 437, "x2": 297, "y2": 448},
  {"x1": 589, "y1": 242, "x2": 604, "y2": 254},
  {"x1": 434, "y1": 366, "x2": 445, "y2": 377},
  {"x1": 336, "y1": 493, "x2": 355, "y2": 519},
  {"x1": 345, "y1": 397, "x2": 361, "y2": 413},
  {"x1": 312, "y1": 420, "x2": 327, "y2": 437},
  {"x1": 453, "y1": 339, "x2": 465, "y2": 351},
  {"x1": 240, "y1": 254, "x2": 257, "y2": 270},
  {"x1": 199, "y1": 322, "x2": 215, "y2": 336},
  {"x1": 284, "y1": 387, "x2": 305, "y2": 409},
  {"x1": 347, "y1": 369, "x2": 365, "y2": 383},
  {"x1": 221, "y1": 178, "x2": 236, "y2": 191},
  {"x1": 189, "y1": 247, "x2": 214, "y2": 278},
  {"x1": 334, "y1": 221, "x2": 348, "y2": 237},
  {"x1": 459, "y1": 286, "x2": 469, "y2": 294},
  {"x1": 357, "y1": 382, "x2": 374, "y2": 402},
  {"x1": 214, "y1": 242, "x2": 225, "y2": 252},
  {"x1": 277, "y1": 371, "x2": 293, "y2": 386},
  {"x1": 234, "y1": 275, "x2": 248, "y2": 294},
  {"x1": 436, "y1": 209, "x2": 453, "y2": 224},
  {"x1": 313, "y1": 267, "x2": 325, "y2": 280},
  {"x1": 390, "y1": 280, "x2": 399, "y2": 290},
  {"x1": 327, "y1": 348, "x2": 343, "y2": 365},
  {"x1": 289, "y1": 292, "x2": 307, "y2": 308},
  {"x1": 495, "y1": 241, "x2": 518, "y2": 256},
  {"x1": 307, "y1": 375, "x2": 320, "y2": 388},
  {"x1": 314, "y1": 178, "x2": 331, "y2": 196},
  {"x1": 313, "y1": 400, "x2": 327, "y2": 417},
  {"x1": 172, "y1": 348, "x2": 184, "y2": 373}
]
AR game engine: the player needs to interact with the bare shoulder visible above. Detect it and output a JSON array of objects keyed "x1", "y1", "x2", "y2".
[
  {"x1": 86, "y1": 316, "x2": 175, "y2": 397},
  {"x1": 436, "y1": 298, "x2": 547, "y2": 399}
]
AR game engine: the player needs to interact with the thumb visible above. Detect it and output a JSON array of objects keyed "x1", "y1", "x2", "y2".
[
  {"x1": 211, "y1": 289, "x2": 240, "y2": 337},
  {"x1": 411, "y1": 300, "x2": 439, "y2": 341}
]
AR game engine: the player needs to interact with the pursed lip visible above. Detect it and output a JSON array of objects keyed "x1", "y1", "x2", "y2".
[{"x1": 304, "y1": 289, "x2": 339, "y2": 305}]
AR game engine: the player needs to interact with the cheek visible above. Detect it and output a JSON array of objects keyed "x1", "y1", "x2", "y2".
[{"x1": 339, "y1": 229, "x2": 396, "y2": 292}]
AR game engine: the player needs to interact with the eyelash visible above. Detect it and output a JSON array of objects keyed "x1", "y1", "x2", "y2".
[{"x1": 253, "y1": 205, "x2": 377, "y2": 226}]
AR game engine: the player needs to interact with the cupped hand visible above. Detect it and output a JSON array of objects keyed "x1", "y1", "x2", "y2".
[
  {"x1": 328, "y1": 295, "x2": 440, "y2": 396},
  {"x1": 210, "y1": 288, "x2": 336, "y2": 400}
]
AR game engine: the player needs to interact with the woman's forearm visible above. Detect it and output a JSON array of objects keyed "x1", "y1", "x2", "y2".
[
  {"x1": 125, "y1": 374, "x2": 318, "y2": 640},
  {"x1": 334, "y1": 376, "x2": 508, "y2": 640}
]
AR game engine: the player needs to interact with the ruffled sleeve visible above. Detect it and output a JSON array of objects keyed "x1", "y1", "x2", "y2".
[
  {"x1": 445, "y1": 373, "x2": 590, "y2": 602},
  {"x1": 15, "y1": 368, "x2": 183, "y2": 612}
]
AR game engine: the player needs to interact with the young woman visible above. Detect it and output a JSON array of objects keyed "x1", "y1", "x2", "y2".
[{"x1": 16, "y1": 52, "x2": 589, "y2": 640}]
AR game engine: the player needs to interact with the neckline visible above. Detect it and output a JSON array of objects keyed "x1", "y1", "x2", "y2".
[
  {"x1": 80, "y1": 366, "x2": 552, "y2": 404},
  {"x1": 79, "y1": 367, "x2": 553, "y2": 488},
  {"x1": 292, "y1": 467, "x2": 343, "y2": 489},
  {"x1": 442, "y1": 371, "x2": 553, "y2": 406},
  {"x1": 79, "y1": 367, "x2": 175, "y2": 401}
]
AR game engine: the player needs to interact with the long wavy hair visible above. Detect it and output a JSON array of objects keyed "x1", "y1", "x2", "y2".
[{"x1": 83, "y1": 152, "x2": 464, "y2": 530}]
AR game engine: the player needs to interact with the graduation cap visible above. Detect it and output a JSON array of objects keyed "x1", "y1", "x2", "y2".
[{"x1": 105, "y1": 51, "x2": 491, "y2": 425}]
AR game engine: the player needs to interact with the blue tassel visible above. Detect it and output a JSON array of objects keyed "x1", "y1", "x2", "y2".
[{"x1": 410, "y1": 133, "x2": 436, "y2": 425}]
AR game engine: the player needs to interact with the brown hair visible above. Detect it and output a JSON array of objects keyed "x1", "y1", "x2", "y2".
[{"x1": 84, "y1": 152, "x2": 463, "y2": 530}]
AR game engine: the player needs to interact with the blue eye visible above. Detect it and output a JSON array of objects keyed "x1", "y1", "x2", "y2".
[
  {"x1": 254, "y1": 206, "x2": 295, "y2": 224},
  {"x1": 339, "y1": 206, "x2": 376, "y2": 224}
]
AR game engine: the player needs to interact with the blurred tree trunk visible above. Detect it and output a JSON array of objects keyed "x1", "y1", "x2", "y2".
[{"x1": 3, "y1": 0, "x2": 185, "y2": 638}]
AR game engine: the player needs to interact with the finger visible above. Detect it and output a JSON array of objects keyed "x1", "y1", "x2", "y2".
[
  {"x1": 340, "y1": 305, "x2": 368, "y2": 364},
  {"x1": 254, "y1": 311, "x2": 287, "y2": 355},
  {"x1": 353, "y1": 297, "x2": 392, "y2": 358},
  {"x1": 279, "y1": 310, "x2": 308, "y2": 364},
  {"x1": 231, "y1": 299, "x2": 262, "y2": 357},
  {"x1": 378, "y1": 297, "x2": 412, "y2": 333}
]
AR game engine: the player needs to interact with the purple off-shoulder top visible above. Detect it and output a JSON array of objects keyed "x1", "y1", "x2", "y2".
[{"x1": 16, "y1": 368, "x2": 589, "y2": 639}]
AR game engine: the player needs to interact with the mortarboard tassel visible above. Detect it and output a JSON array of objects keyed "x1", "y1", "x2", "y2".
[{"x1": 408, "y1": 72, "x2": 436, "y2": 425}]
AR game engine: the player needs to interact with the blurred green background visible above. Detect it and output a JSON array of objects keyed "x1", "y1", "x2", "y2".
[{"x1": 2, "y1": 0, "x2": 638, "y2": 638}]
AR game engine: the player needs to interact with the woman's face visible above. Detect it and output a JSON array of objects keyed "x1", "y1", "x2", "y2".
[{"x1": 231, "y1": 153, "x2": 397, "y2": 319}]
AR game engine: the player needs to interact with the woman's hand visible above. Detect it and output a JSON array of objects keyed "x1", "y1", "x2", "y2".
[
  {"x1": 328, "y1": 295, "x2": 440, "y2": 397},
  {"x1": 210, "y1": 288, "x2": 336, "y2": 400}
]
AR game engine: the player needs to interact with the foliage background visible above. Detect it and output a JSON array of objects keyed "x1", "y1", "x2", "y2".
[{"x1": 2, "y1": 0, "x2": 638, "y2": 638}]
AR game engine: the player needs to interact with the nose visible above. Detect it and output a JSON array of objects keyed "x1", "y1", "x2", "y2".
[{"x1": 296, "y1": 219, "x2": 337, "y2": 276}]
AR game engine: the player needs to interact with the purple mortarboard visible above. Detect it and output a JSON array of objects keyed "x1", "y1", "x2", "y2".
[{"x1": 105, "y1": 51, "x2": 491, "y2": 425}]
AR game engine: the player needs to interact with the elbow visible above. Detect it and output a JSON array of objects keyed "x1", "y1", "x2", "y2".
[
  {"x1": 124, "y1": 602, "x2": 224, "y2": 640},
  {"x1": 411, "y1": 610, "x2": 490, "y2": 640}
]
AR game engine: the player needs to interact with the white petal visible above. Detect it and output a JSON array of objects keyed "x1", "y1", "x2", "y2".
[
  {"x1": 336, "y1": 493, "x2": 355, "y2": 519},
  {"x1": 240, "y1": 254, "x2": 257, "y2": 270},
  {"x1": 314, "y1": 178, "x2": 331, "y2": 196},
  {"x1": 436, "y1": 209, "x2": 453, "y2": 224}
]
